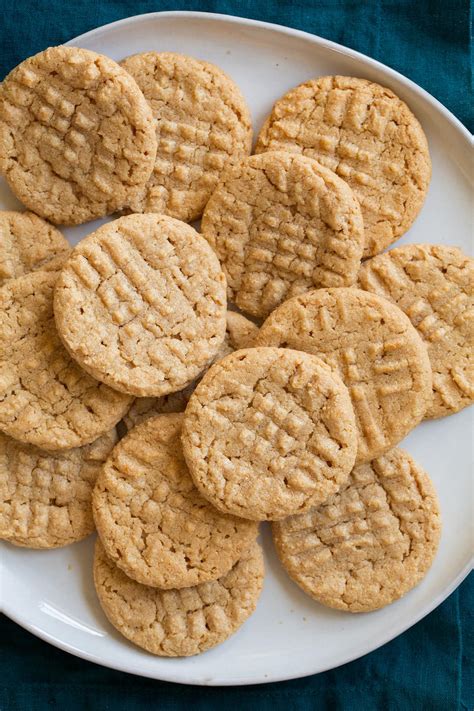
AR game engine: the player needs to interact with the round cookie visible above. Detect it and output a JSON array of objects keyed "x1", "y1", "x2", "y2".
[
  {"x1": 93, "y1": 413, "x2": 258, "y2": 589},
  {"x1": 0, "y1": 46, "x2": 157, "y2": 225},
  {"x1": 359, "y1": 244, "x2": 474, "y2": 418},
  {"x1": 120, "y1": 51, "x2": 252, "y2": 222},
  {"x1": 123, "y1": 311, "x2": 258, "y2": 430},
  {"x1": 0, "y1": 211, "x2": 70, "y2": 287},
  {"x1": 255, "y1": 76, "x2": 431, "y2": 257},
  {"x1": 254, "y1": 288, "x2": 433, "y2": 464},
  {"x1": 0, "y1": 429, "x2": 117, "y2": 548},
  {"x1": 273, "y1": 448, "x2": 441, "y2": 612},
  {"x1": 54, "y1": 214, "x2": 227, "y2": 397},
  {"x1": 202, "y1": 151, "x2": 364, "y2": 318},
  {"x1": 182, "y1": 347, "x2": 358, "y2": 521},
  {"x1": 93, "y1": 538, "x2": 264, "y2": 657},
  {"x1": 0, "y1": 271, "x2": 131, "y2": 450}
]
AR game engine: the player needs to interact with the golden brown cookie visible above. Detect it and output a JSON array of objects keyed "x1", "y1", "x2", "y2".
[
  {"x1": 0, "y1": 428, "x2": 117, "y2": 548},
  {"x1": 32, "y1": 252, "x2": 71, "y2": 273},
  {"x1": 120, "y1": 51, "x2": 252, "y2": 222},
  {"x1": 123, "y1": 311, "x2": 258, "y2": 429},
  {"x1": 0, "y1": 271, "x2": 131, "y2": 450},
  {"x1": 255, "y1": 288, "x2": 432, "y2": 463},
  {"x1": 359, "y1": 244, "x2": 474, "y2": 418},
  {"x1": 0, "y1": 211, "x2": 70, "y2": 287},
  {"x1": 53, "y1": 214, "x2": 227, "y2": 397},
  {"x1": 202, "y1": 151, "x2": 364, "y2": 318},
  {"x1": 93, "y1": 538, "x2": 264, "y2": 656},
  {"x1": 123, "y1": 386, "x2": 192, "y2": 432},
  {"x1": 223, "y1": 310, "x2": 259, "y2": 350},
  {"x1": 182, "y1": 347, "x2": 357, "y2": 521},
  {"x1": 255, "y1": 76, "x2": 431, "y2": 257},
  {"x1": 0, "y1": 46, "x2": 157, "y2": 225},
  {"x1": 93, "y1": 413, "x2": 258, "y2": 588},
  {"x1": 273, "y1": 448, "x2": 441, "y2": 612}
]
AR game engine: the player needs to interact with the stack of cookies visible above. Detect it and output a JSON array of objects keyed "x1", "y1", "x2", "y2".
[{"x1": 0, "y1": 44, "x2": 472, "y2": 657}]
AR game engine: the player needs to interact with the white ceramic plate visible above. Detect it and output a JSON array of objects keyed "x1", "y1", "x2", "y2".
[{"x1": 0, "y1": 11, "x2": 472, "y2": 687}]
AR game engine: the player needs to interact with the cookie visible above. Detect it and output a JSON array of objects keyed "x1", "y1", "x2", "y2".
[
  {"x1": 0, "y1": 429, "x2": 117, "y2": 548},
  {"x1": 123, "y1": 311, "x2": 258, "y2": 429},
  {"x1": 0, "y1": 211, "x2": 70, "y2": 287},
  {"x1": 273, "y1": 448, "x2": 441, "y2": 612},
  {"x1": 223, "y1": 310, "x2": 259, "y2": 351},
  {"x1": 31, "y1": 252, "x2": 71, "y2": 274},
  {"x1": 0, "y1": 271, "x2": 131, "y2": 450},
  {"x1": 202, "y1": 151, "x2": 364, "y2": 318},
  {"x1": 182, "y1": 347, "x2": 358, "y2": 521},
  {"x1": 53, "y1": 214, "x2": 227, "y2": 397},
  {"x1": 255, "y1": 76, "x2": 431, "y2": 257},
  {"x1": 94, "y1": 538, "x2": 264, "y2": 656},
  {"x1": 123, "y1": 387, "x2": 192, "y2": 432},
  {"x1": 93, "y1": 413, "x2": 258, "y2": 588},
  {"x1": 359, "y1": 244, "x2": 474, "y2": 418},
  {"x1": 0, "y1": 46, "x2": 157, "y2": 225},
  {"x1": 120, "y1": 51, "x2": 252, "y2": 222},
  {"x1": 254, "y1": 288, "x2": 432, "y2": 463}
]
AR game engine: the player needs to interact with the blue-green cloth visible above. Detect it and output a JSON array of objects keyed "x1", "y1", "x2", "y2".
[
  {"x1": 0, "y1": 0, "x2": 472, "y2": 131},
  {"x1": 0, "y1": 2, "x2": 472, "y2": 708},
  {"x1": 1, "y1": 576, "x2": 473, "y2": 709}
]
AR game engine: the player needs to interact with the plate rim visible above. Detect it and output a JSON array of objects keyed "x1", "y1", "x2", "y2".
[
  {"x1": 1, "y1": 9, "x2": 473, "y2": 687},
  {"x1": 2, "y1": 549, "x2": 473, "y2": 686},
  {"x1": 64, "y1": 10, "x2": 472, "y2": 142}
]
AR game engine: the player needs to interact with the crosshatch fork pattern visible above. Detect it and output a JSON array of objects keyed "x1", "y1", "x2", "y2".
[
  {"x1": 54, "y1": 214, "x2": 227, "y2": 398},
  {"x1": 202, "y1": 152, "x2": 364, "y2": 318},
  {"x1": 255, "y1": 75, "x2": 431, "y2": 258},
  {"x1": 0, "y1": 429, "x2": 117, "y2": 547},
  {"x1": 121, "y1": 52, "x2": 252, "y2": 223},
  {"x1": 182, "y1": 348, "x2": 358, "y2": 521},
  {"x1": 94, "y1": 538, "x2": 264, "y2": 657},
  {"x1": 0, "y1": 46, "x2": 156, "y2": 224},
  {"x1": 359, "y1": 244, "x2": 474, "y2": 418},
  {"x1": 0, "y1": 271, "x2": 130, "y2": 450},
  {"x1": 255, "y1": 288, "x2": 433, "y2": 464},
  {"x1": 273, "y1": 448, "x2": 441, "y2": 612},
  {"x1": 92, "y1": 414, "x2": 258, "y2": 589}
]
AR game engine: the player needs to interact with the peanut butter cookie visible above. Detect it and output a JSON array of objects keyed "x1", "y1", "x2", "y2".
[
  {"x1": 120, "y1": 51, "x2": 252, "y2": 222},
  {"x1": 0, "y1": 46, "x2": 157, "y2": 224},
  {"x1": 93, "y1": 414, "x2": 258, "y2": 588},
  {"x1": 54, "y1": 214, "x2": 227, "y2": 397},
  {"x1": 273, "y1": 448, "x2": 441, "y2": 612},
  {"x1": 182, "y1": 347, "x2": 357, "y2": 521},
  {"x1": 359, "y1": 244, "x2": 474, "y2": 418},
  {"x1": 0, "y1": 271, "x2": 131, "y2": 450},
  {"x1": 255, "y1": 76, "x2": 431, "y2": 257},
  {"x1": 0, "y1": 429, "x2": 117, "y2": 548},
  {"x1": 0, "y1": 211, "x2": 70, "y2": 287},
  {"x1": 255, "y1": 288, "x2": 432, "y2": 463},
  {"x1": 202, "y1": 151, "x2": 364, "y2": 318},
  {"x1": 93, "y1": 538, "x2": 264, "y2": 656}
]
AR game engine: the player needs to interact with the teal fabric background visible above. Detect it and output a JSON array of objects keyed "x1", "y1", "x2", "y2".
[
  {"x1": 0, "y1": 1, "x2": 472, "y2": 708},
  {"x1": 0, "y1": 0, "x2": 472, "y2": 131},
  {"x1": 1, "y1": 576, "x2": 473, "y2": 709}
]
